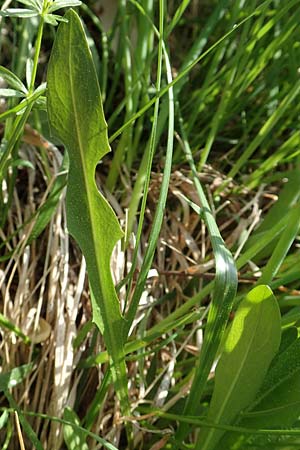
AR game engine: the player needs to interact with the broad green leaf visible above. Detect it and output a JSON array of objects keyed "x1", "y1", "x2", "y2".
[
  {"x1": 243, "y1": 337, "x2": 300, "y2": 427},
  {"x1": 47, "y1": 9, "x2": 129, "y2": 413},
  {"x1": 218, "y1": 332, "x2": 300, "y2": 449},
  {"x1": 63, "y1": 407, "x2": 89, "y2": 450},
  {"x1": 196, "y1": 285, "x2": 281, "y2": 450},
  {"x1": 277, "y1": 326, "x2": 298, "y2": 355}
]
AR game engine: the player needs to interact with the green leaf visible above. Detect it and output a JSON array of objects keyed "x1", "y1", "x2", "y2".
[
  {"x1": 0, "y1": 88, "x2": 25, "y2": 98},
  {"x1": 277, "y1": 327, "x2": 298, "y2": 355},
  {"x1": 219, "y1": 335, "x2": 300, "y2": 449},
  {"x1": 0, "y1": 312, "x2": 31, "y2": 344},
  {"x1": 243, "y1": 167, "x2": 300, "y2": 261},
  {"x1": 0, "y1": 82, "x2": 46, "y2": 123},
  {"x1": 48, "y1": 0, "x2": 82, "y2": 13},
  {"x1": 175, "y1": 105, "x2": 238, "y2": 443},
  {"x1": 9, "y1": 158, "x2": 34, "y2": 169},
  {"x1": 0, "y1": 364, "x2": 33, "y2": 391},
  {"x1": 244, "y1": 336, "x2": 300, "y2": 427},
  {"x1": 0, "y1": 8, "x2": 39, "y2": 18},
  {"x1": 63, "y1": 407, "x2": 89, "y2": 450},
  {"x1": 47, "y1": 9, "x2": 129, "y2": 413},
  {"x1": 196, "y1": 285, "x2": 281, "y2": 450},
  {"x1": 0, "y1": 66, "x2": 27, "y2": 93},
  {"x1": 0, "y1": 410, "x2": 9, "y2": 429},
  {"x1": 4, "y1": 390, "x2": 43, "y2": 450},
  {"x1": 16, "y1": 0, "x2": 41, "y2": 11},
  {"x1": 28, "y1": 153, "x2": 68, "y2": 243},
  {"x1": 258, "y1": 202, "x2": 300, "y2": 285},
  {"x1": 43, "y1": 13, "x2": 68, "y2": 26}
]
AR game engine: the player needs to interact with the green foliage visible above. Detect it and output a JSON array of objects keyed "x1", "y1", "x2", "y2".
[
  {"x1": 176, "y1": 109, "x2": 238, "y2": 442},
  {"x1": 0, "y1": 364, "x2": 33, "y2": 391},
  {"x1": 196, "y1": 285, "x2": 281, "y2": 450},
  {"x1": 1, "y1": 0, "x2": 300, "y2": 448},
  {"x1": 47, "y1": 9, "x2": 129, "y2": 414},
  {"x1": 245, "y1": 338, "x2": 300, "y2": 427},
  {"x1": 63, "y1": 407, "x2": 89, "y2": 450}
]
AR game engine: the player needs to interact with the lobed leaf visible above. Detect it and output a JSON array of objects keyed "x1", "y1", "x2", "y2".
[{"x1": 47, "y1": 8, "x2": 129, "y2": 412}]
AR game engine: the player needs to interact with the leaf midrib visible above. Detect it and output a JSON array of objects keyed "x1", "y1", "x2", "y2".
[{"x1": 67, "y1": 21, "x2": 115, "y2": 333}]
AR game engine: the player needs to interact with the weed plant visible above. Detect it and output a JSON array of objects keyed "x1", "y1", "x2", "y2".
[{"x1": 0, "y1": 0, "x2": 300, "y2": 449}]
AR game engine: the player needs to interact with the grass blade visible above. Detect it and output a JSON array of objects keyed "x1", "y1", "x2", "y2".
[
  {"x1": 258, "y1": 202, "x2": 300, "y2": 285},
  {"x1": 124, "y1": 1, "x2": 175, "y2": 336},
  {"x1": 175, "y1": 109, "x2": 238, "y2": 442}
]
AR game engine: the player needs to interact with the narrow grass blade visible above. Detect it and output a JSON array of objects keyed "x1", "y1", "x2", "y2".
[
  {"x1": 147, "y1": 210, "x2": 289, "y2": 342},
  {"x1": 258, "y1": 202, "x2": 300, "y2": 285},
  {"x1": 28, "y1": 152, "x2": 68, "y2": 243},
  {"x1": 134, "y1": 408, "x2": 300, "y2": 438},
  {"x1": 109, "y1": 0, "x2": 273, "y2": 144},
  {"x1": 228, "y1": 80, "x2": 300, "y2": 179},
  {"x1": 47, "y1": 9, "x2": 129, "y2": 413},
  {"x1": 175, "y1": 109, "x2": 238, "y2": 441},
  {"x1": 124, "y1": 2, "x2": 175, "y2": 336},
  {"x1": 4, "y1": 390, "x2": 43, "y2": 450},
  {"x1": 0, "y1": 408, "x2": 120, "y2": 450},
  {"x1": 0, "y1": 313, "x2": 31, "y2": 344},
  {"x1": 196, "y1": 285, "x2": 281, "y2": 450},
  {"x1": 247, "y1": 133, "x2": 300, "y2": 189},
  {"x1": 243, "y1": 167, "x2": 300, "y2": 261}
]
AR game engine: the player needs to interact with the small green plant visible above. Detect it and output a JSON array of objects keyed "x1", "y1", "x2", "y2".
[{"x1": 1, "y1": 1, "x2": 300, "y2": 449}]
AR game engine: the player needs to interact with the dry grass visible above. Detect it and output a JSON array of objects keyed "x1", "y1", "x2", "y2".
[{"x1": 0, "y1": 126, "x2": 275, "y2": 448}]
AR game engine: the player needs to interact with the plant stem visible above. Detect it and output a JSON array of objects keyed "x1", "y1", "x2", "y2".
[{"x1": 29, "y1": 6, "x2": 45, "y2": 93}]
